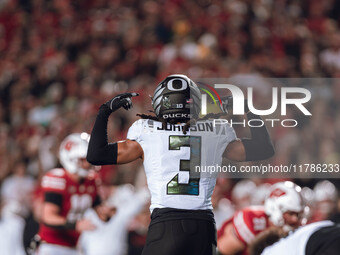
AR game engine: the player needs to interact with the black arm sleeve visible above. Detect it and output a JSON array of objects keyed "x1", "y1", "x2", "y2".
[
  {"x1": 241, "y1": 112, "x2": 275, "y2": 161},
  {"x1": 45, "y1": 192, "x2": 63, "y2": 207},
  {"x1": 44, "y1": 222, "x2": 76, "y2": 230},
  {"x1": 87, "y1": 104, "x2": 118, "y2": 165}
]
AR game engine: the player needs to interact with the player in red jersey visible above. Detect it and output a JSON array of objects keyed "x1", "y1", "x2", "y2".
[
  {"x1": 36, "y1": 133, "x2": 101, "y2": 255},
  {"x1": 217, "y1": 181, "x2": 305, "y2": 255}
]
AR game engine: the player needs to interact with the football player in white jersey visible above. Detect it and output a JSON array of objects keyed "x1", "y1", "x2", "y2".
[
  {"x1": 217, "y1": 181, "x2": 305, "y2": 255},
  {"x1": 86, "y1": 74, "x2": 275, "y2": 255},
  {"x1": 249, "y1": 220, "x2": 340, "y2": 255}
]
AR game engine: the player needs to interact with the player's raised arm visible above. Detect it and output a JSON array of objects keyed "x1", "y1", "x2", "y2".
[
  {"x1": 223, "y1": 99, "x2": 275, "y2": 162},
  {"x1": 86, "y1": 93, "x2": 143, "y2": 165}
]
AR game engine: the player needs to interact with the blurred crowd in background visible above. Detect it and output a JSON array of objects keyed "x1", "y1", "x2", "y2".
[{"x1": 1, "y1": 0, "x2": 340, "y2": 254}]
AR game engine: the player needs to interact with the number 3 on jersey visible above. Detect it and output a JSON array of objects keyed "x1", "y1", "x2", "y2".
[{"x1": 167, "y1": 135, "x2": 201, "y2": 195}]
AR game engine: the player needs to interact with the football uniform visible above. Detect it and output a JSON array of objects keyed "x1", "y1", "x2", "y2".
[
  {"x1": 127, "y1": 118, "x2": 236, "y2": 255},
  {"x1": 86, "y1": 76, "x2": 275, "y2": 255},
  {"x1": 79, "y1": 187, "x2": 150, "y2": 255},
  {"x1": 261, "y1": 221, "x2": 335, "y2": 255},
  {"x1": 127, "y1": 119, "x2": 237, "y2": 212},
  {"x1": 218, "y1": 206, "x2": 270, "y2": 255},
  {"x1": 0, "y1": 203, "x2": 26, "y2": 255},
  {"x1": 38, "y1": 168, "x2": 100, "y2": 248}
]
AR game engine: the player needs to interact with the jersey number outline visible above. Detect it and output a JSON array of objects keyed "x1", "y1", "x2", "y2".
[
  {"x1": 67, "y1": 194, "x2": 92, "y2": 222},
  {"x1": 167, "y1": 135, "x2": 201, "y2": 195},
  {"x1": 253, "y1": 216, "x2": 267, "y2": 231}
]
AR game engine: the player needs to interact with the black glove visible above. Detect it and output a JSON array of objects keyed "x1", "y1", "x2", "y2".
[{"x1": 104, "y1": 92, "x2": 139, "y2": 112}]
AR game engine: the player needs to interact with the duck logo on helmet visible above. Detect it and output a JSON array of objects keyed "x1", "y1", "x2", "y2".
[{"x1": 162, "y1": 97, "x2": 171, "y2": 109}]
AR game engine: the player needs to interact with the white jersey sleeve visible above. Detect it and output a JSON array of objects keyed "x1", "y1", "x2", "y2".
[
  {"x1": 126, "y1": 119, "x2": 237, "y2": 212},
  {"x1": 127, "y1": 119, "x2": 144, "y2": 142}
]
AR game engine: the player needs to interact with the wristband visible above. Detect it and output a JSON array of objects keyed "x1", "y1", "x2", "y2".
[
  {"x1": 65, "y1": 220, "x2": 76, "y2": 230},
  {"x1": 44, "y1": 220, "x2": 76, "y2": 230}
]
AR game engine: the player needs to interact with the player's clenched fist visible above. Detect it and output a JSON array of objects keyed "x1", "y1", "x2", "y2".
[{"x1": 104, "y1": 92, "x2": 139, "y2": 112}]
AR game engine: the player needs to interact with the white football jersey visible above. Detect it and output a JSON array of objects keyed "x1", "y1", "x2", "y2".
[
  {"x1": 261, "y1": 221, "x2": 334, "y2": 255},
  {"x1": 127, "y1": 119, "x2": 237, "y2": 212}
]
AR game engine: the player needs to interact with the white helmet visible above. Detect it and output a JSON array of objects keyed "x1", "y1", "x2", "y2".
[
  {"x1": 59, "y1": 132, "x2": 91, "y2": 177},
  {"x1": 265, "y1": 181, "x2": 304, "y2": 227}
]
